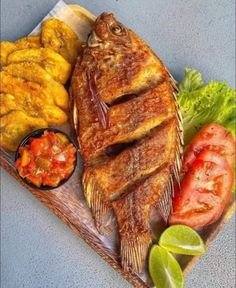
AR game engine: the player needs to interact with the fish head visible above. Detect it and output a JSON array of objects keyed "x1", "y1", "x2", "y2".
[{"x1": 88, "y1": 12, "x2": 131, "y2": 48}]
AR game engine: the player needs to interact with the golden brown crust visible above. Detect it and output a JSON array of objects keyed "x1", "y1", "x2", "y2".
[
  {"x1": 83, "y1": 118, "x2": 178, "y2": 202},
  {"x1": 72, "y1": 12, "x2": 182, "y2": 273},
  {"x1": 79, "y1": 82, "x2": 176, "y2": 161},
  {"x1": 71, "y1": 13, "x2": 169, "y2": 130},
  {"x1": 112, "y1": 167, "x2": 170, "y2": 272}
]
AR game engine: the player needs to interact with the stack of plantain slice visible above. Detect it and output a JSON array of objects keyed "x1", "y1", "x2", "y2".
[{"x1": 0, "y1": 18, "x2": 81, "y2": 151}]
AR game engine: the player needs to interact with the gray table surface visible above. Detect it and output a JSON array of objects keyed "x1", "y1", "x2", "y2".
[{"x1": 1, "y1": 0, "x2": 235, "y2": 287}]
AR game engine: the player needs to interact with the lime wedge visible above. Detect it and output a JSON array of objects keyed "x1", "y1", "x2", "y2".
[
  {"x1": 159, "y1": 225, "x2": 205, "y2": 256},
  {"x1": 149, "y1": 245, "x2": 184, "y2": 288}
]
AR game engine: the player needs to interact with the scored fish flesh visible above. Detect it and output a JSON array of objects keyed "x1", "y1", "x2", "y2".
[{"x1": 71, "y1": 12, "x2": 183, "y2": 273}]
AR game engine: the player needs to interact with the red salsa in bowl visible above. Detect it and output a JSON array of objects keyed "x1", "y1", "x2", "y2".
[{"x1": 15, "y1": 128, "x2": 77, "y2": 189}]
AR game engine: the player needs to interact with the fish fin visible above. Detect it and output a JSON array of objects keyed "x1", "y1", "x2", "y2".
[
  {"x1": 112, "y1": 192, "x2": 152, "y2": 273},
  {"x1": 83, "y1": 168, "x2": 111, "y2": 235},
  {"x1": 157, "y1": 120, "x2": 183, "y2": 221},
  {"x1": 157, "y1": 172, "x2": 173, "y2": 222},
  {"x1": 171, "y1": 75, "x2": 183, "y2": 188},
  {"x1": 173, "y1": 97, "x2": 184, "y2": 191},
  {"x1": 158, "y1": 121, "x2": 183, "y2": 221},
  {"x1": 165, "y1": 68, "x2": 184, "y2": 157},
  {"x1": 120, "y1": 232, "x2": 152, "y2": 273},
  {"x1": 87, "y1": 69, "x2": 109, "y2": 129},
  {"x1": 168, "y1": 71, "x2": 179, "y2": 92}
]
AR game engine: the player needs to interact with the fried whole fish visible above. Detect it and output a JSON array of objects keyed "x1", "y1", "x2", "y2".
[{"x1": 71, "y1": 13, "x2": 183, "y2": 272}]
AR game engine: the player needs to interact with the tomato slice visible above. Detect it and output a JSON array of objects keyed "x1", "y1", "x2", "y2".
[
  {"x1": 183, "y1": 123, "x2": 235, "y2": 172},
  {"x1": 169, "y1": 151, "x2": 233, "y2": 229}
]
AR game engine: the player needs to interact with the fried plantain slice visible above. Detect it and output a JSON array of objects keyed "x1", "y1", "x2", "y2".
[
  {"x1": 0, "y1": 93, "x2": 17, "y2": 116},
  {"x1": 0, "y1": 72, "x2": 68, "y2": 125},
  {"x1": 0, "y1": 36, "x2": 41, "y2": 66},
  {"x1": 0, "y1": 71, "x2": 54, "y2": 106},
  {"x1": 0, "y1": 110, "x2": 48, "y2": 151},
  {"x1": 39, "y1": 105, "x2": 68, "y2": 125},
  {"x1": 3, "y1": 62, "x2": 69, "y2": 110},
  {"x1": 0, "y1": 41, "x2": 17, "y2": 66},
  {"x1": 6, "y1": 48, "x2": 71, "y2": 84},
  {"x1": 41, "y1": 18, "x2": 81, "y2": 65},
  {"x1": 15, "y1": 35, "x2": 41, "y2": 49}
]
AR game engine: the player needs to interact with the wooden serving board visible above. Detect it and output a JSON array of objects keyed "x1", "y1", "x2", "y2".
[{"x1": 1, "y1": 4, "x2": 235, "y2": 288}]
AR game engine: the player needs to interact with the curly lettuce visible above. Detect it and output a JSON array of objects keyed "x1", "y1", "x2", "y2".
[{"x1": 178, "y1": 68, "x2": 236, "y2": 144}]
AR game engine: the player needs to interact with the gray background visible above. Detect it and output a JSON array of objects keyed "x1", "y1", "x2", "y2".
[{"x1": 0, "y1": 0, "x2": 235, "y2": 287}]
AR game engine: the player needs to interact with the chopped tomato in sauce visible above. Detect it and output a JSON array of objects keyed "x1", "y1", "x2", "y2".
[{"x1": 16, "y1": 131, "x2": 76, "y2": 187}]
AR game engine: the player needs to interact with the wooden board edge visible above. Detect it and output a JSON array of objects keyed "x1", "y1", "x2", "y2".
[{"x1": 0, "y1": 158, "x2": 148, "y2": 288}]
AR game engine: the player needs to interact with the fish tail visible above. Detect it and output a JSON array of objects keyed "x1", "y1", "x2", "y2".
[
  {"x1": 83, "y1": 168, "x2": 111, "y2": 235},
  {"x1": 112, "y1": 192, "x2": 152, "y2": 273},
  {"x1": 121, "y1": 232, "x2": 152, "y2": 273}
]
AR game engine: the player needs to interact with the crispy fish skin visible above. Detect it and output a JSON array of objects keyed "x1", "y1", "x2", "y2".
[
  {"x1": 7, "y1": 48, "x2": 72, "y2": 84},
  {"x1": 41, "y1": 18, "x2": 81, "y2": 65},
  {"x1": 83, "y1": 118, "x2": 178, "y2": 203},
  {"x1": 0, "y1": 36, "x2": 41, "y2": 66},
  {"x1": 112, "y1": 167, "x2": 171, "y2": 273},
  {"x1": 71, "y1": 13, "x2": 175, "y2": 160},
  {"x1": 83, "y1": 118, "x2": 178, "y2": 238},
  {"x1": 72, "y1": 12, "x2": 183, "y2": 273},
  {"x1": 3, "y1": 62, "x2": 69, "y2": 110},
  {"x1": 72, "y1": 15, "x2": 168, "y2": 105},
  {"x1": 78, "y1": 82, "x2": 176, "y2": 162}
]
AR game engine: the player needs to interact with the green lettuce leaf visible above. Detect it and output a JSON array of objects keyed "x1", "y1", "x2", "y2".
[
  {"x1": 178, "y1": 68, "x2": 204, "y2": 93},
  {"x1": 177, "y1": 68, "x2": 236, "y2": 144}
]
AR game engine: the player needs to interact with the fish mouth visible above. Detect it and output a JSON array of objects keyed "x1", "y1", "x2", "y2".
[{"x1": 87, "y1": 31, "x2": 102, "y2": 47}]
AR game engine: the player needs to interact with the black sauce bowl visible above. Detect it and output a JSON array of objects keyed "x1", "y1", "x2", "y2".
[{"x1": 15, "y1": 128, "x2": 78, "y2": 190}]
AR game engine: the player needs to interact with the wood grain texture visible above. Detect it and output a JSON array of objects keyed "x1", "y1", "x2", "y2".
[
  {"x1": 0, "y1": 149, "x2": 148, "y2": 288},
  {"x1": 1, "y1": 4, "x2": 235, "y2": 287}
]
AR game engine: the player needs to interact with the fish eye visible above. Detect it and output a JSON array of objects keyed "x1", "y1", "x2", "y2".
[{"x1": 111, "y1": 24, "x2": 124, "y2": 35}]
